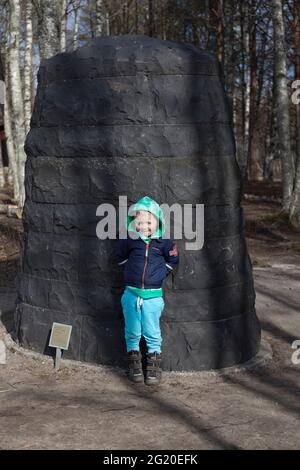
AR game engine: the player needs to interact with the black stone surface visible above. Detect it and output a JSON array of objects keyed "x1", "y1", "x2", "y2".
[{"x1": 15, "y1": 34, "x2": 261, "y2": 370}]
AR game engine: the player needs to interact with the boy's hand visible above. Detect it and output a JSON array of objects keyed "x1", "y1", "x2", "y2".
[
  {"x1": 164, "y1": 241, "x2": 179, "y2": 276},
  {"x1": 115, "y1": 237, "x2": 130, "y2": 270},
  {"x1": 168, "y1": 244, "x2": 179, "y2": 257}
]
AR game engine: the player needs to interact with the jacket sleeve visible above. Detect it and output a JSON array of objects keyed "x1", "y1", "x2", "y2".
[
  {"x1": 114, "y1": 238, "x2": 130, "y2": 270},
  {"x1": 163, "y1": 239, "x2": 179, "y2": 276}
]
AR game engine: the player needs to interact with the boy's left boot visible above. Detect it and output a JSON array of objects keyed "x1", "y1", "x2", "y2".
[
  {"x1": 127, "y1": 350, "x2": 143, "y2": 383},
  {"x1": 145, "y1": 352, "x2": 162, "y2": 386}
]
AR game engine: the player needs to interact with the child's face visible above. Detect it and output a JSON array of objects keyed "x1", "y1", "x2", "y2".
[{"x1": 134, "y1": 210, "x2": 158, "y2": 236}]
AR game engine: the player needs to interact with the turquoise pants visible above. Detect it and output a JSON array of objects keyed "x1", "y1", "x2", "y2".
[{"x1": 121, "y1": 287, "x2": 165, "y2": 354}]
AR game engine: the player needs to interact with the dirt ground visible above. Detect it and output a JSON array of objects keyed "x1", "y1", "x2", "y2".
[{"x1": 0, "y1": 188, "x2": 300, "y2": 450}]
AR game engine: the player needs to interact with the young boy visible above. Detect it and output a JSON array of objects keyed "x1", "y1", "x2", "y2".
[{"x1": 115, "y1": 196, "x2": 179, "y2": 386}]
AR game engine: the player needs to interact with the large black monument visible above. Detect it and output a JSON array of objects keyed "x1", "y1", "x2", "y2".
[{"x1": 14, "y1": 35, "x2": 261, "y2": 370}]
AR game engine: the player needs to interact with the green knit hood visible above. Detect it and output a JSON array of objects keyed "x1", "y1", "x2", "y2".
[{"x1": 126, "y1": 196, "x2": 166, "y2": 244}]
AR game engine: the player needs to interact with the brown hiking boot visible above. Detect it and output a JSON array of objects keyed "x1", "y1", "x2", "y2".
[
  {"x1": 145, "y1": 352, "x2": 162, "y2": 386},
  {"x1": 127, "y1": 350, "x2": 143, "y2": 383}
]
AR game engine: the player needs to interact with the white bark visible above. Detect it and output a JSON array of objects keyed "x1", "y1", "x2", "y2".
[
  {"x1": 24, "y1": 0, "x2": 33, "y2": 135},
  {"x1": 289, "y1": 148, "x2": 300, "y2": 227},
  {"x1": 239, "y1": 0, "x2": 250, "y2": 179},
  {"x1": 105, "y1": 11, "x2": 110, "y2": 36},
  {"x1": 35, "y1": 0, "x2": 60, "y2": 60},
  {"x1": 244, "y1": 15, "x2": 250, "y2": 179},
  {"x1": 95, "y1": 0, "x2": 104, "y2": 36},
  {"x1": 0, "y1": 137, "x2": 4, "y2": 188},
  {"x1": 72, "y1": 0, "x2": 80, "y2": 51},
  {"x1": 4, "y1": 72, "x2": 20, "y2": 202},
  {"x1": 265, "y1": 80, "x2": 278, "y2": 181},
  {"x1": 272, "y1": 0, "x2": 294, "y2": 212},
  {"x1": 60, "y1": 0, "x2": 67, "y2": 52},
  {"x1": 289, "y1": 1, "x2": 300, "y2": 228},
  {"x1": 225, "y1": 0, "x2": 237, "y2": 142},
  {"x1": 8, "y1": 0, "x2": 26, "y2": 207}
]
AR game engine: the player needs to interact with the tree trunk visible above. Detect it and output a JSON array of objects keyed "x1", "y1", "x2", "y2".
[
  {"x1": 3, "y1": 65, "x2": 20, "y2": 202},
  {"x1": 148, "y1": 0, "x2": 154, "y2": 37},
  {"x1": 289, "y1": 0, "x2": 300, "y2": 228},
  {"x1": 216, "y1": 0, "x2": 224, "y2": 65},
  {"x1": 264, "y1": 73, "x2": 279, "y2": 181},
  {"x1": 222, "y1": 0, "x2": 236, "y2": 142},
  {"x1": 24, "y1": 0, "x2": 33, "y2": 135},
  {"x1": 95, "y1": 0, "x2": 104, "y2": 36},
  {"x1": 225, "y1": 0, "x2": 236, "y2": 93},
  {"x1": 60, "y1": 0, "x2": 67, "y2": 52},
  {"x1": 239, "y1": 0, "x2": 250, "y2": 179},
  {"x1": 0, "y1": 135, "x2": 4, "y2": 189},
  {"x1": 272, "y1": 0, "x2": 294, "y2": 213},
  {"x1": 0, "y1": 55, "x2": 4, "y2": 188},
  {"x1": 35, "y1": 0, "x2": 60, "y2": 60},
  {"x1": 72, "y1": 0, "x2": 80, "y2": 51},
  {"x1": 105, "y1": 12, "x2": 110, "y2": 36},
  {"x1": 8, "y1": 0, "x2": 26, "y2": 207},
  {"x1": 248, "y1": 0, "x2": 262, "y2": 180},
  {"x1": 135, "y1": 0, "x2": 139, "y2": 35},
  {"x1": 205, "y1": 0, "x2": 211, "y2": 49}
]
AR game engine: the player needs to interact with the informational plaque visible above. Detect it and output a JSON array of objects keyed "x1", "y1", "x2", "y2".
[
  {"x1": 49, "y1": 323, "x2": 72, "y2": 370},
  {"x1": 49, "y1": 323, "x2": 72, "y2": 350}
]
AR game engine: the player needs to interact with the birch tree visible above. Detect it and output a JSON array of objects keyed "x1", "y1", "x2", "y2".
[
  {"x1": 60, "y1": 0, "x2": 67, "y2": 52},
  {"x1": 248, "y1": 0, "x2": 262, "y2": 180},
  {"x1": 239, "y1": 0, "x2": 251, "y2": 179},
  {"x1": 24, "y1": 0, "x2": 33, "y2": 135},
  {"x1": 289, "y1": 0, "x2": 300, "y2": 228},
  {"x1": 223, "y1": 0, "x2": 237, "y2": 131},
  {"x1": 0, "y1": 142, "x2": 4, "y2": 189},
  {"x1": 4, "y1": 69, "x2": 20, "y2": 202},
  {"x1": 33, "y1": 0, "x2": 60, "y2": 60},
  {"x1": 95, "y1": 0, "x2": 105, "y2": 36},
  {"x1": 0, "y1": 51, "x2": 4, "y2": 188},
  {"x1": 7, "y1": 0, "x2": 26, "y2": 207},
  {"x1": 0, "y1": 38, "x2": 20, "y2": 202},
  {"x1": 272, "y1": 0, "x2": 294, "y2": 213},
  {"x1": 215, "y1": 0, "x2": 224, "y2": 66},
  {"x1": 72, "y1": 0, "x2": 81, "y2": 50}
]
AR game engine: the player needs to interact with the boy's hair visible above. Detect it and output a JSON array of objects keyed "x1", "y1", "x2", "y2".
[
  {"x1": 134, "y1": 210, "x2": 158, "y2": 221},
  {"x1": 134, "y1": 210, "x2": 153, "y2": 217}
]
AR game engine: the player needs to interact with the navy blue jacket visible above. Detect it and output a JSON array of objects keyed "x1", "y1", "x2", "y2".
[{"x1": 115, "y1": 236, "x2": 179, "y2": 288}]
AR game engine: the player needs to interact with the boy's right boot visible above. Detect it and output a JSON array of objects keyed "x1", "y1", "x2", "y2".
[
  {"x1": 145, "y1": 352, "x2": 162, "y2": 386},
  {"x1": 127, "y1": 350, "x2": 143, "y2": 383}
]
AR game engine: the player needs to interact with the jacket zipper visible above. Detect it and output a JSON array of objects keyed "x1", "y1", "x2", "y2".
[{"x1": 141, "y1": 241, "x2": 150, "y2": 288}]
